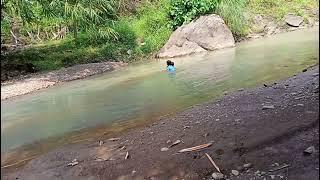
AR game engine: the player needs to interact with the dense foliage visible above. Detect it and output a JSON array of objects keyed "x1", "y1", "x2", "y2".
[{"x1": 169, "y1": 0, "x2": 220, "y2": 29}]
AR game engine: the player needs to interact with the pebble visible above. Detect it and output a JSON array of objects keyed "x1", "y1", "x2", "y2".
[
  {"x1": 270, "y1": 175, "x2": 275, "y2": 179},
  {"x1": 262, "y1": 105, "x2": 275, "y2": 110},
  {"x1": 215, "y1": 119, "x2": 220, "y2": 121},
  {"x1": 312, "y1": 73, "x2": 319, "y2": 76},
  {"x1": 231, "y1": 170, "x2": 239, "y2": 176},
  {"x1": 243, "y1": 163, "x2": 253, "y2": 168},
  {"x1": 304, "y1": 146, "x2": 316, "y2": 154},
  {"x1": 297, "y1": 104, "x2": 304, "y2": 106},
  {"x1": 302, "y1": 69, "x2": 307, "y2": 72},
  {"x1": 212, "y1": 172, "x2": 224, "y2": 179},
  {"x1": 238, "y1": 88, "x2": 244, "y2": 91},
  {"x1": 160, "y1": 147, "x2": 169, "y2": 152}
]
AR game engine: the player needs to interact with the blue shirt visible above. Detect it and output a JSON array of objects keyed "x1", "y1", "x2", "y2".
[{"x1": 166, "y1": 65, "x2": 176, "y2": 72}]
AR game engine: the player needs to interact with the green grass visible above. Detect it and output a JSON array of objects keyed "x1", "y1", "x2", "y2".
[
  {"x1": 216, "y1": 0, "x2": 249, "y2": 37},
  {"x1": 247, "y1": 0, "x2": 318, "y2": 20}
]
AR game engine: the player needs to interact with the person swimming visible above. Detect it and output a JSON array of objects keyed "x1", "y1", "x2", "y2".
[{"x1": 166, "y1": 60, "x2": 176, "y2": 72}]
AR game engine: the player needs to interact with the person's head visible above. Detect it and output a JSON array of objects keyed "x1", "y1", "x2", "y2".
[
  {"x1": 166, "y1": 60, "x2": 172, "y2": 66},
  {"x1": 171, "y1": 61, "x2": 174, "y2": 66}
]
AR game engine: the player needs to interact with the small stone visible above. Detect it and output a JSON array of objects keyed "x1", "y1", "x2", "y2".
[
  {"x1": 231, "y1": 170, "x2": 239, "y2": 176},
  {"x1": 312, "y1": 73, "x2": 319, "y2": 76},
  {"x1": 302, "y1": 68, "x2": 307, "y2": 72},
  {"x1": 285, "y1": 14, "x2": 304, "y2": 27},
  {"x1": 270, "y1": 175, "x2": 275, "y2": 179},
  {"x1": 166, "y1": 140, "x2": 171, "y2": 144},
  {"x1": 243, "y1": 163, "x2": 252, "y2": 168},
  {"x1": 261, "y1": 171, "x2": 266, "y2": 175},
  {"x1": 212, "y1": 172, "x2": 224, "y2": 179},
  {"x1": 195, "y1": 121, "x2": 200, "y2": 124},
  {"x1": 238, "y1": 88, "x2": 244, "y2": 91},
  {"x1": 161, "y1": 147, "x2": 169, "y2": 152},
  {"x1": 235, "y1": 119, "x2": 241, "y2": 122},
  {"x1": 262, "y1": 105, "x2": 275, "y2": 110},
  {"x1": 304, "y1": 146, "x2": 316, "y2": 154},
  {"x1": 254, "y1": 170, "x2": 260, "y2": 175},
  {"x1": 263, "y1": 84, "x2": 268, "y2": 87},
  {"x1": 297, "y1": 104, "x2": 304, "y2": 107},
  {"x1": 215, "y1": 119, "x2": 220, "y2": 121}
]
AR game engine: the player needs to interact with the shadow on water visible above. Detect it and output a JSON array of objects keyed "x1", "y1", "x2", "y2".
[{"x1": 1, "y1": 28, "x2": 319, "y2": 168}]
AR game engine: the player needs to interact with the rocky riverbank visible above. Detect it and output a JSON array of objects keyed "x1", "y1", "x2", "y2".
[
  {"x1": 1, "y1": 61, "x2": 127, "y2": 100},
  {"x1": 2, "y1": 65, "x2": 318, "y2": 180}
]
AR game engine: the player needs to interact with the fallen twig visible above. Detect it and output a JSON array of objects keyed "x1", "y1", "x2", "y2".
[
  {"x1": 269, "y1": 164, "x2": 290, "y2": 172},
  {"x1": 205, "y1": 153, "x2": 221, "y2": 173},
  {"x1": 178, "y1": 142, "x2": 212, "y2": 153}
]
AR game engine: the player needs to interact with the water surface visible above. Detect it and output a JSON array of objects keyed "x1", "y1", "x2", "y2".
[{"x1": 1, "y1": 28, "x2": 319, "y2": 154}]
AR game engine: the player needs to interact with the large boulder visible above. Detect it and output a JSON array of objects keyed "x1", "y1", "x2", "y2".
[{"x1": 157, "y1": 14, "x2": 235, "y2": 58}]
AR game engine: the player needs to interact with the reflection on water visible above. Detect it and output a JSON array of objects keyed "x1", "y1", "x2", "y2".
[{"x1": 1, "y1": 28, "x2": 319, "y2": 164}]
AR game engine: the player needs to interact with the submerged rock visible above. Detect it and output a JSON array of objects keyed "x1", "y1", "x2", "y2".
[{"x1": 157, "y1": 14, "x2": 235, "y2": 58}]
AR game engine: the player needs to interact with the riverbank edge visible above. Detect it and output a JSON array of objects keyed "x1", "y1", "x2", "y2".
[
  {"x1": 2, "y1": 64, "x2": 318, "y2": 179},
  {"x1": 1, "y1": 25, "x2": 318, "y2": 101}
]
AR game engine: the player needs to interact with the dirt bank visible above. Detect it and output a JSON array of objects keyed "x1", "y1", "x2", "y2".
[
  {"x1": 1, "y1": 61, "x2": 127, "y2": 100},
  {"x1": 2, "y1": 65, "x2": 318, "y2": 180}
]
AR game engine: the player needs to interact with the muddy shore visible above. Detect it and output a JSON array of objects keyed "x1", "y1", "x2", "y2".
[{"x1": 2, "y1": 65, "x2": 318, "y2": 180}]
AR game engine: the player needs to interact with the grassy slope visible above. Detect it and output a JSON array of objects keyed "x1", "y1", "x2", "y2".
[{"x1": 1, "y1": 0, "x2": 318, "y2": 73}]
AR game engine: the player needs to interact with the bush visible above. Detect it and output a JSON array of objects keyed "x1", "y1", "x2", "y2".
[
  {"x1": 169, "y1": 0, "x2": 220, "y2": 29},
  {"x1": 216, "y1": 0, "x2": 249, "y2": 37}
]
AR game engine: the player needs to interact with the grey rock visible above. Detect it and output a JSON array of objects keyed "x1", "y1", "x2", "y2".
[
  {"x1": 243, "y1": 163, "x2": 253, "y2": 168},
  {"x1": 262, "y1": 105, "x2": 275, "y2": 110},
  {"x1": 304, "y1": 146, "x2": 316, "y2": 154},
  {"x1": 212, "y1": 172, "x2": 224, "y2": 179},
  {"x1": 231, "y1": 170, "x2": 239, "y2": 176},
  {"x1": 285, "y1": 14, "x2": 304, "y2": 27},
  {"x1": 160, "y1": 147, "x2": 169, "y2": 152},
  {"x1": 157, "y1": 14, "x2": 235, "y2": 58}
]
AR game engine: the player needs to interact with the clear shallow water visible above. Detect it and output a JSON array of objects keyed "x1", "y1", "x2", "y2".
[{"x1": 1, "y1": 28, "x2": 319, "y2": 153}]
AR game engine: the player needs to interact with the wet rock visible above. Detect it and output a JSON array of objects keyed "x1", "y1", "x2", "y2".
[
  {"x1": 262, "y1": 105, "x2": 275, "y2": 110},
  {"x1": 160, "y1": 147, "x2": 169, "y2": 152},
  {"x1": 263, "y1": 84, "x2": 268, "y2": 87},
  {"x1": 302, "y1": 68, "x2": 308, "y2": 72},
  {"x1": 285, "y1": 14, "x2": 304, "y2": 27},
  {"x1": 231, "y1": 170, "x2": 239, "y2": 176},
  {"x1": 212, "y1": 172, "x2": 224, "y2": 179},
  {"x1": 238, "y1": 88, "x2": 244, "y2": 91},
  {"x1": 304, "y1": 146, "x2": 316, "y2": 154}
]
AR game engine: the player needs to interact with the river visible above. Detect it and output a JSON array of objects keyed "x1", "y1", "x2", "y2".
[{"x1": 1, "y1": 28, "x2": 318, "y2": 161}]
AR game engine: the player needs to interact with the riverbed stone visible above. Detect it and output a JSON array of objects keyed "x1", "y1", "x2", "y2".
[
  {"x1": 157, "y1": 14, "x2": 235, "y2": 58},
  {"x1": 285, "y1": 14, "x2": 304, "y2": 27},
  {"x1": 212, "y1": 172, "x2": 224, "y2": 179}
]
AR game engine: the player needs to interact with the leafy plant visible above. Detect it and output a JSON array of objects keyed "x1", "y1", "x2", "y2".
[{"x1": 168, "y1": 0, "x2": 220, "y2": 29}]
